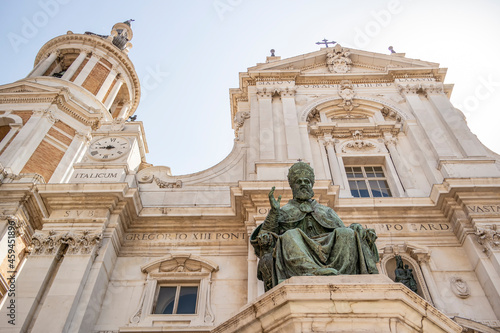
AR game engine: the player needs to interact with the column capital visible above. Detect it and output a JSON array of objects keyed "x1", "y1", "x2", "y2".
[
  {"x1": 75, "y1": 131, "x2": 92, "y2": 144},
  {"x1": 33, "y1": 109, "x2": 59, "y2": 124},
  {"x1": 45, "y1": 50, "x2": 60, "y2": 59},
  {"x1": 323, "y1": 136, "x2": 337, "y2": 147},
  {"x1": 474, "y1": 224, "x2": 500, "y2": 253},
  {"x1": 29, "y1": 230, "x2": 63, "y2": 256},
  {"x1": 79, "y1": 47, "x2": 92, "y2": 55},
  {"x1": 32, "y1": 108, "x2": 46, "y2": 117},
  {"x1": 89, "y1": 52, "x2": 102, "y2": 61},
  {"x1": 29, "y1": 229, "x2": 103, "y2": 257},
  {"x1": 60, "y1": 229, "x2": 103, "y2": 256},
  {"x1": 415, "y1": 253, "x2": 431, "y2": 264},
  {"x1": 280, "y1": 87, "x2": 296, "y2": 98},
  {"x1": 0, "y1": 215, "x2": 18, "y2": 223},
  {"x1": 384, "y1": 136, "x2": 397, "y2": 147},
  {"x1": 397, "y1": 83, "x2": 444, "y2": 97},
  {"x1": 256, "y1": 88, "x2": 274, "y2": 99}
]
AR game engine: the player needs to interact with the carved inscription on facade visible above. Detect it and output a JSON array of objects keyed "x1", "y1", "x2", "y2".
[
  {"x1": 299, "y1": 83, "x2": 392, "y2": 89},
  {"x1": 257, "y1": 208, "x2": 451, "y2": 233},
  {"x1": 467, "y1": 205, "x2": 500, "y2": 214},
  {"x1": 376, "y1": 223, "x2": 450, "y2": 232},
  {"x1": 125, "y1": 232, "x2": 246, "y2": 242},
  {"x1": 50, "y1": 209, "x2": 107, "y2": 219},
  {"x1": 256, "y1": 81, "x2": 295, "y2": 86},
  {"x1": 395, "y1": 78, "x2": 435, "y2": 82},
  {"x1": 69, "y1": 169, "x2": 125, "y2": 183}
]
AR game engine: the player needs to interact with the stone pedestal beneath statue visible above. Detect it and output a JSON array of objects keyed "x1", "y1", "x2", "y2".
[{"x1": 213, "y1": 275, "x2": 462, "y2": 333}]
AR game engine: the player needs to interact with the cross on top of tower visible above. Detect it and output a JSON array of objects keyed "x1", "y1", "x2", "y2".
[{"x1": 316, "y1": 38, "x2": 336, "y2": 48}]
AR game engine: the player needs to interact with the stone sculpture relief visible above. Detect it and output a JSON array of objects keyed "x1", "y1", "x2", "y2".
[
  {"x1": 450, "y1": 276, "x2": 470, "y2": 298},
  {"x1": 338, "y1": 80, "x2": 359, "y2": 112},
  {"x1": 327, "y1": 44, "x2": 352, "y2": 73}
]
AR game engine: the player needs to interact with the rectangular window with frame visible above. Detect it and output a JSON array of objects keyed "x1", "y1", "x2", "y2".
[
  {"x1": 345, "y1": 166, "x2": 392, "y2": 198},
  {"x1": 154, "y1": 285, "x2": 199, "y2": 315}
]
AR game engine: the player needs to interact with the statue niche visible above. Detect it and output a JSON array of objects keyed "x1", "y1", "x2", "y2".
[
  {"x1": 394, "y1": 254, "x2": 418, "y2": 293},
  {"x1": 251, "y1": 162, "x2": 379, "y2": 291}
]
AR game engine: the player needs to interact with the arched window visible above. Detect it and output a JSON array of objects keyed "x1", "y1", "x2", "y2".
[{"x1": 0, "y1": 114, "x2": 23, "y2": 154}]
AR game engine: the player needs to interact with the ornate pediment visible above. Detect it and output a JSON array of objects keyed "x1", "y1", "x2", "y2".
[
  {"x1": 248, "y1": 45, "x2": 442, "y2": 77},
  {"x1": 0, "y1": 81, "x2": 61, "y2": 94},
  {"x1": 141, "y1": 254, "x2": 219, "y2": 274}
]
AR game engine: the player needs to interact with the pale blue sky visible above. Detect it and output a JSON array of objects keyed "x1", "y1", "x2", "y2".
[{"x1": 1, "y1": 1, "x2": 499, "y2": 175}]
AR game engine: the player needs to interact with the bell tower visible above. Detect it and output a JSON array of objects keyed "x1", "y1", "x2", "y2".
[
  {"x1": 0, "y1": 20, "x2": 143, "y2": 184},
  {"x1": 0, "y1": 21, "x2": 146, "y2": 306}
]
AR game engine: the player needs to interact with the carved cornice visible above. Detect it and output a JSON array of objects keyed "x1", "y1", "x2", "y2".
[
  {"x1": 0, "y1": 86, "x2": 102, "y2": 128},
  {"x1": 54, "y1": 89, "x2": 101, "y2": 128},
  {"x1": 0, "y1": 96, "x2": 55, "y2": 105},
  {"x1": 397, "y1": 83, "x2": 444, "y2": 97},
  {"x1": 310, "y1": 126, "x2": 400, "y2": 140}
]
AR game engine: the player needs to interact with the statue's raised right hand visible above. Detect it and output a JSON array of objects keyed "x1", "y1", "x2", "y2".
[{"x1": 269, "y1": 186, "x2": 281, "y2": 211}]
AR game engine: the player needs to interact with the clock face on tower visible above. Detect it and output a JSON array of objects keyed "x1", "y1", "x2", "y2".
[{"x1": 88, "y1": 137, "x2": 130, "y2": 160}]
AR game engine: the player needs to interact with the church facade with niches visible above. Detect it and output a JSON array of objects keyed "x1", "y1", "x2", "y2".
[{"x1": 0, "y1": 22, "x2": 498, "y2": 333}]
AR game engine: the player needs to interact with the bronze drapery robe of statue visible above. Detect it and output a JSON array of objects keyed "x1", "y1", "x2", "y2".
[{"x1": 251, "y1": 162, "x2": 379, "y2": 291}]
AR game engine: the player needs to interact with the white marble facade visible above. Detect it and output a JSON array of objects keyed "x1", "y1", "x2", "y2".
[{"x1": 0, "y1": 24, "x2": 499, "y2": 333}]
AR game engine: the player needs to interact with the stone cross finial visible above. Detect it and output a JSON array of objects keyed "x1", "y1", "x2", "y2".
[{"x1": 316, "y1": 38, "x2": 336, "y2": 48}]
